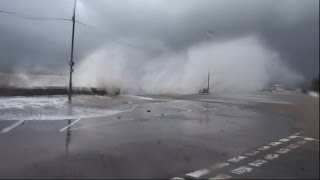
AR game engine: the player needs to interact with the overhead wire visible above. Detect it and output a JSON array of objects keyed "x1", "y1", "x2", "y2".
[
  {"x1": 0, "y1": 10, "x2": 71, "y2": 22},
  {"x1": 1, "y1": 9, "x2": 146, "y2": 50},
  {"x1": 75, "y1": 20, "x2": 146, "y2": 49}
]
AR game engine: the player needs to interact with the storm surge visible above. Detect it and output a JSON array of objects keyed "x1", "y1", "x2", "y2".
[{"x1": 74, "y1": 35, "x2": 304, "y2": 94}]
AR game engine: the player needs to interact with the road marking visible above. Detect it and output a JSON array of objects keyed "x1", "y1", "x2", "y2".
[
  {"x1": 71, "y1": 103, "x2": 193, "y2": 131},
  {"x1": 231, "y1": 166, "x2": 253, "y2": 175},
  {"x1": 124, "y1": 104, "x2": 139, "y2": 112},
  {"x1": 304, "y1": 137, "x2": 319, "y2": 142},
  {"x1": 288, "y1": 135, "x2": 298, "y2": 139},
  {"x1": 59, "y1": 117, "x2": 82, "y2": 132},
  {"x1": 269, "y1": 142, "x2": 282, "y2": 146},
  {"x1": 185, "y1": 169, "x2": 210, "y2": 178},
  {"x1": 177, "y1": 106, "x2": 193, "y2": 112},
  {"x1": 276, "y1": 148, "x2": 290, "y2": 154},
  {"x1": 60, "y1": 104, "x2": 140, "y2": 131},
  {"x1": 69, "y1": 118, "x2": 136, "y2": 131},
  {"x1": 193, "y1": 104, "x2": 208, "y2": 110},
  {"x1": 245, "y1": 150, "x2": 260, "y2": 156},
  {"x1": 264, "y1": 154, "x2": 279, "y2": 160},
  {"x1": 278, "y1": 138, "x2": 290, "y2": 142},
  {"x1": 69, "y1": 121, "x2": 108, "y2": 130},
  {"x1": 228, "y1": 156, "x2": 247, "y2": 163},
  {"x1": 171, "y1": 177, "x2": 185, "y2": 180},
  {"x1": 1, "y1": 120, "x2": 25, "y2": 134},
  {"x1": 211, "y1": 162, "x2": 230, "y2": 170},
  {"x1": 296, "y1": 140, "x2": 307, "y2": 145},
  {"x1": 293, "y1": 132, "x2": 302, "y2": 136},
  {"x1": 258, "y1": 146, "x2": 271, "y2": 151},
  {"x1": 171, "y1": 132, "x2": 307, "y2": 179},
  {"x1": 287, "y1": 144, "x2": 300, "y2": 149},
  {"x1": 155, "y1": 112, "x2": 181, "y2": 117},
  {"x1": 249, "y1": 159, "x2": 267, "y2": 167},
  {"x1": 209, "y1": 174, "x2": 232, "y2": 179},
  {"x1": 293, "y1": 136, "x2": 319, "y2": 142},
  {"x1": 156, "y1": 106, "x2": 192, "y2": 117}
]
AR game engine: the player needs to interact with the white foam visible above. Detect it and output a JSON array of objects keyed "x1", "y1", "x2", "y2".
[
  {"x1": 0, "y1": 96, "x2": 66, "y2": 110},
  {"x1": 308, "y1": 91, "x2": 319, "y2": 98},
  {"x1": 121, "y1": 95, "x2": 155, "y2": 100},
  {"x1": 186, "y1": 169, "x2": 210, "y2": 178},
  {"x1": 0, "y1": 96, "x2": 132, "y2": 121}
]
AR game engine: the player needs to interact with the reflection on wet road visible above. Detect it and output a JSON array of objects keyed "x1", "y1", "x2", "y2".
[{"x1": 0, "y1": 93, "x2": 318, "y2": 179}]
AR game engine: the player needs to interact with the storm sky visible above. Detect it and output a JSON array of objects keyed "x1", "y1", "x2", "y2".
[{"x1": 0, "y1": 0, "x2": 319, "y2": 80}]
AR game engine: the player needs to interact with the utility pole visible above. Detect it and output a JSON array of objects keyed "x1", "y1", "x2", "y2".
[
  {"x1": 206, "y1": 30, "x2": 214, "y2": 95},
  {"x1": 207, "y1": 68, "x2": 210, "y2": 94},
  {"x1": 68, "y1": 0, "x2": 77, "y2": 101}
]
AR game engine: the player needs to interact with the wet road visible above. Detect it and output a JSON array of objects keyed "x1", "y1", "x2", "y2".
[{"x1": 0, "y1": 93, "x2": 318, "y2": 179}]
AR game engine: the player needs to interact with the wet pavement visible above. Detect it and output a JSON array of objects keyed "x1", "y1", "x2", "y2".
[{"x1": 0, "y1": 92, "x2": 318, "y2": 179}]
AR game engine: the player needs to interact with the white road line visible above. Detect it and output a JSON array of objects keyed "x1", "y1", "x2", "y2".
[
  {"x1": 185, "y1": 169, "x2": 210, "y2": 178},
  {"x1": 155, "y1": 112, "x2": 180, "y2": 117},
  {"x1": 176, "y1": 106, "x2": 193, "y2": 112},
  {"x1": 68, "y1": 120, "x2": 106, "y2": 131},
  {"x1": 276, "y1": 148, "x2": 290, "y2": 154},
  {"x1": 171, "y1": 132, "x2": 306, "y2": 180},
  {"x1": 155, "y1": 112, "x2": 183, "y2": 117},
  {"x1": 171, "y1": 132, "x2": 305, "y2": 179},
  {"x1": 73, "y1": 103, "x2": 192, "y2": 131},
  {"x1": 288, "y1": 135, "x2": 298, "y2": 139},
  {"x1": 278, "y1": 138, "x2": 290, "y2": 142},
  {"x1": 124, "y1": 104, "x2": 139, "y2": 112},
  {"x1": 59, "y1": 117, "x2": 82, "y2": 132},
  {"x1": 245, "y1": 150, "x2": 260, "y2": 156},
  {"x1": 1, "y1": 120, "x2": 25, "y2": 134},
  {"x1": 156, "y1": 106, "x2": 192, "y2": 117},
  {"x1": 209, "y1": 174, "x2": 232, "y2": 179},
  {"x1": 294, "y1": 136, "x2": 319, "y2": 142},
  {"x1": 171, "y1": 177, "x2": 185, "y2": 180},
  {"x1": 287, "y1": 144, "x2": 300, "y2": 149},
  {"x1": 249, "y1": 159, "x2": 268, "y2": 167},
  {"x1": 264, "y1": 154, "x2": 279, "y2": 160},
  {"x1": 269, "y1": 142, "x2": 282, "y2": 147},
  {"x1": 69, "y1": 118, "x2": 135, "y2": 131},
  {"x1": 193, "y1": 104, "x2": 208, "y2": 110},
  {"x1": 258, "y1": 146, "x2": 271, "y2": 151},
  {"x1": 231, "y1": 166, "x2": 253, "y2": 175},
  {"x1": 59, "y1": 104, "x2": 139, "y2": 131},
  {"x1": 296, "y1": 140, "x2": 307, "y2": 145},
  {"x1": 304, "y1": 137, "x2": 319, "y2": 142},
  {"x1": 293, "y1": 132, "x2": 303, "y2": 136},
  {"x1": 227, "y1": 156, "x2": 247, "y2": 163},
  {"x1": 211, "y1": 162, "x2": 230, "y2": 170}
]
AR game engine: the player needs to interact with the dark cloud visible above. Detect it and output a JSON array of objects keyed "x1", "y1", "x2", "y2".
[{"x1": 0, "y1": 0, "x2": 318, "y2": 79}]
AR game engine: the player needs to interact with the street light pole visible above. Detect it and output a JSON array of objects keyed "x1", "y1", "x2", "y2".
[
  {"x1": 68, "y1": 0, "x2": 77, "y2": 101},
  {"x1": 206, "y1": 30, "x2": 214, "y2": 95},
  {"x1": 207, "y1": 67, "x2": 210, "y2": 94}
]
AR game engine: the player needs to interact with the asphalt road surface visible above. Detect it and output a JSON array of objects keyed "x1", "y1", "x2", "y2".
[{"x1": 0, "y1": 92, "x2": 318, "y2": 179}]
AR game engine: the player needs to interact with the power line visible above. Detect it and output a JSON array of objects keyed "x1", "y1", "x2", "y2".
[
  {"x1": 1, "y1": 9, "x2": 146, "y2": 50},
  {"x1": 75, "y1": 20, "x2": 150, "y2": 50},
  {"x1": 75, "y1": 20, "x2": 96, "y2": 29},
  {"x1": 17, "y1": 16, "x2": 70, "y2": 21},
  {"x1": 0, "y1": 10, "x2": 17, "y2": 15},
  {"x1": 0, "y1": 10, "x2": 71, "y2": 22},
  {"x1": 1, "y1": 10, "x2": 144, "y2": 50}
]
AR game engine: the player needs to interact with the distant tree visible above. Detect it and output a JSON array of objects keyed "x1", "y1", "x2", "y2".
[{"x1": 311, "y1": 74, "x2": 319, "y2": 92}]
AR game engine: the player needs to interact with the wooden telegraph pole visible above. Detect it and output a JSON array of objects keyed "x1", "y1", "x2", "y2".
[{"x1": 68, "y1": 0, "x2": 77, "y2": 101}]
